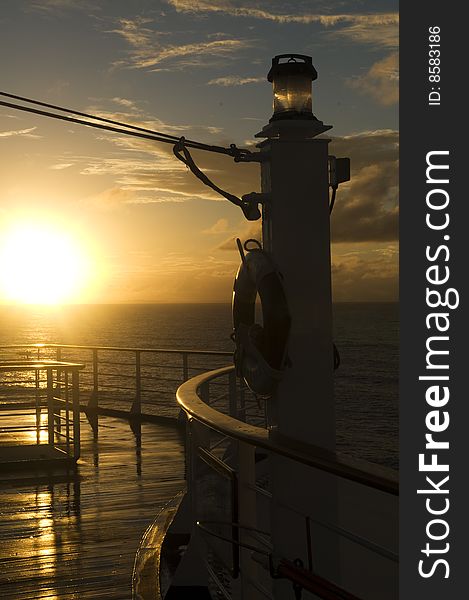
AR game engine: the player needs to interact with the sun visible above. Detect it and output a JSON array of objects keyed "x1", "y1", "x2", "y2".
[{"x1": 0, "y1": 222, "x2": 90, "y2": 304}]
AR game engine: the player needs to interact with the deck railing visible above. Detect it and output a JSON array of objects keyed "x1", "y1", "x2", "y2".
[
  {"x1": 0, "y1": 361, "x2": 82, "y2": 462},
  {"x1": 0, "y1": 344, "x2": 235, "y2": 421},
  {"x1": 177, "y1": 366, "x2": 399, "y2": 600}
]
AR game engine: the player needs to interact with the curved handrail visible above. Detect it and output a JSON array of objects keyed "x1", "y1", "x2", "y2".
[{"x1": 177, "y1": 365, "x2": 399, "y2": 496}]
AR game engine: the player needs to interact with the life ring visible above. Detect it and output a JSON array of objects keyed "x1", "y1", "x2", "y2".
[{"x1": 232, "y1": 241, "x2": 290, "y2": 397}]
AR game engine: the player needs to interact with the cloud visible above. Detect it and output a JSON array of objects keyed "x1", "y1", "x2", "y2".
[
  {"x1": 49, "y1": 162, "x2": 74, "y2": 170},
  {"x1": 202, "y1": 218, "x2": 230, "y2": 234},
  {"x1": 348, "y1": 52, "x2": 399, "y2": 105},
  {"x1": 79, "y1": 151, "x2": 193, "y2": 202},
  {"x1": 332, "y1": 18, "x2": 398, "y2": 48},
  {"x1": 331, "y1": 244, "x2": 398, "y2": 301},
  {"x1": 217, "y1": 221, "x2": 261, "y2": 251},
  {"x1": 328, "y1": 130, "x2": 398, "y2": 243},
  {"x1": 218, "y1": 227, "x2": 398, "y2": 301},
  {"x1": 109, "y1": 17, "x2": 252, "y2": 71},
  {"x1": 81, "y1": 141, "x2": 259, "y2": 206},
  {"x1": 74, "y1": 104, "x2": 259, "y2": 206},
  {"x1": 155, "y1": 253, "x2": 237, "y2": 276},
  {"x1": 84, "y1": 99, "x2": 209, "y2": 137},
  {"x1": 330, "y1": 163, "x2": 398, "y2": 243},
  {"x1": 57, "y1": 95, "x2": 230, "y2": 200},
  {"x1": 110, "y1": 97, "x2": 142, "y2": 112},
  {"x1": 145, "y1": 40, "x2": 249, "y2": 70},
  {"x1": 107, "y1": 252, "x2": 240, "y2": 303},
  {"x1": 166, "y1": 1, "x2": 398, "y2": 47},
  {"x1": 166, "y1": 1, "x2": 395, "y2": 25},
  {"x1": 26, "y1": 0, "x2": 97, "y2": 13},
  {"x1": 108, "y1": 16, "x2": 154, "y2": 49},
  {"x1": 105, "y1": 241, "x2": 397, "y2": 304},
  {"x1": 208, "y1": 76, "x2": 264, "y2": 86},
  {"x1": 82, "y1": 186, "x2": 137, "y2": 210},
  {"x1": 0, "y1": 126, "x2": 40, "y2": 138}
]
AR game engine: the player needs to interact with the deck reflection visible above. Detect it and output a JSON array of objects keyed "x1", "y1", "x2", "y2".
[{"x1": 0, "y1": 413, "x2": 185, "y2": 599}]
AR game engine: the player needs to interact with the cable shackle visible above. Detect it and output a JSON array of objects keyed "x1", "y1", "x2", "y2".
[{"x1": 173, "y1": 137, "x2": 261, "y2": 221}]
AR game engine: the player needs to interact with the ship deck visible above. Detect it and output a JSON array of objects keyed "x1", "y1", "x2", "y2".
[{"x1": 0, "y1": 411, "x2": 185, "y2": 599}]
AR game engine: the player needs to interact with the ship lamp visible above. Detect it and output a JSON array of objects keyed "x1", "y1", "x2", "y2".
[{"x1": 267, "y1": 54, "x2": 318, "y2": 121}]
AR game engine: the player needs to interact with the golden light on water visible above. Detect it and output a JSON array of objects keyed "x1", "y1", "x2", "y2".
[{"x1": 0, "y1": 221, "x2": 92, "y2": 304}]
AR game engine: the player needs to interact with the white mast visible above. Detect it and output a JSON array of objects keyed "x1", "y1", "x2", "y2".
[{"x1": 256, "y1": 54, "x2": 339, "y2": 593}]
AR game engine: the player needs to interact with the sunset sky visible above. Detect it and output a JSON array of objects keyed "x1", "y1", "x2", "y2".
[{"x1": 0, "y1": 0, "x2": 398, "y2": 304}]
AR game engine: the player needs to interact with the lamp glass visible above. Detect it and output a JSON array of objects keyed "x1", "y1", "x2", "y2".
[{"x1": 272, "y1": 73, "x2": 312, "y2": 118}]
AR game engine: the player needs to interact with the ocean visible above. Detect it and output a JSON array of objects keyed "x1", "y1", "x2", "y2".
[{"x1": 0, "y1": 302, "x2": 398, "y2": 469}]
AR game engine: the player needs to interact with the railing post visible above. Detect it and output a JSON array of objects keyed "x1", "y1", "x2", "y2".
[
  {"x1": 175, "y1": 418, "x2": 211, "y2": 589},
  {"x1": 35, "y1": 369, "x2": 41, "y2": 445},
  {"x1": 54, "y1": 368, "x2": 62, "y2": 437},
  {"x1": 229, "y1": 369, "x2": 237, "y2": 418},
  {"x1": 182, "y1": 352, "x2": 189, "y2": 382},
  {"x1": 88, "y1": 349, "x2": 99, "y2": 410},
  {"x1": 55, "y1": 346, "x2": 62, "y2": 399},
  {"x1": 237, "y1": 441, "x2": 262, "y2": 598},
  {"x1": 130, "y1": 350, "x2": 142, "y2": 416},
  {"x1": 72, "y1": 368, "x2": 81, "y2": 460},
  {"x1": 239, "y1": 377, "x2": 246, "y2": 422},
  {"x1": 65, "y1": 371, "x2": 71, "y2": 456},
  {"x1": 47, "y1": 368, "x2": 54, "y2": 447}
]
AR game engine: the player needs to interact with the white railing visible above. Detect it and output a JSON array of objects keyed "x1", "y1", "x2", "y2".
[
  {"x1": 177, "y1": 366, "x2": 398, "y2": 600},
  {"x1": 0, "y1": 344, "x2": 234, "y2": 421},
  {"x1": 0, "y1": 360, "x2": 82, "y2": 462}
]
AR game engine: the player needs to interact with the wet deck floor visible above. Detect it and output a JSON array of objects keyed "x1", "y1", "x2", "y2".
[{"x1": 0, "y1": 411, "x2": 186, "y2": 599}]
